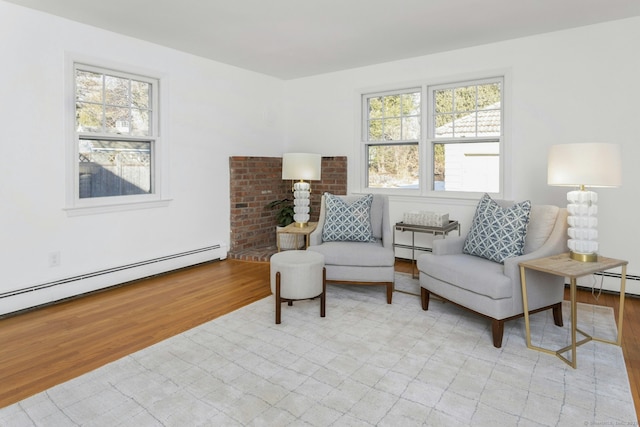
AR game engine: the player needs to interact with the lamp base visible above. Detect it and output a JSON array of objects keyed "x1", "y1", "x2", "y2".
[
  {"x1": 570, "y1": 250, "x2": 598, "y2": 263},
  {"x1": 294, "y1": 222, "x2": 308, "y2": 228}
]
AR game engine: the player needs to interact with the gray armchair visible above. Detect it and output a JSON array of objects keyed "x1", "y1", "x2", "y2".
[
  {"x1": 417, "y1": 202, "x2": 568, "y2": 347},
  {"x1": 307, "y1": 194, "x2": 395, "y2": 303}
]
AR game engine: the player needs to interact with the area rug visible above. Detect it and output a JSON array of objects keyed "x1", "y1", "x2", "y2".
[{"x1": 1, "y1": 274, "x2": 635, "y2": 426}]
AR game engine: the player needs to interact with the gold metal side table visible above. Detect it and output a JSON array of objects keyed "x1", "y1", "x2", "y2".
[{"x1": 519, "y1": 253, "x2": 628, "y2": 368}]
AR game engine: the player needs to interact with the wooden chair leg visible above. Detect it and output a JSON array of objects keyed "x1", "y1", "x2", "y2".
[
  {"x1": 320, "y1": 267, "x2": 326, "y2": 317},
  {"x1": 492, "y1": 319, "x2": 504, "y2": 348},
  {"x1": 552, "y1": 302, "x2": 563, "y2": 327},
  {"x1": 421, "y1": 287, "x2": 430, "y2": 310},
  {"x1": 386, "y1": 283, "x2": 393, "y2": 304},
  {"x1": 275, "y1": 272, "x2": 281, "y2": 324}
]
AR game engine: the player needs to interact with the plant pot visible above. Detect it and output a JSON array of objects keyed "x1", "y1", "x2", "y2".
[{"x1": 276, "y1": 226, "x2": 305, "y2": 250}]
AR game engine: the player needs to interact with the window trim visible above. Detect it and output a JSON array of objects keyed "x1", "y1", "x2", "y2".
[
  {"x1": 360, "y1": 87, "x2": 422, "y2": 195},
  {"x1": 356, "y1": 73, "x2": 509, "y2": 200},
  {"x1": 65, "y1": 54, "x2": 171, "y2": 215},
  {"x1": 427, "y1": 76, "x2": 504, "y2": 198}
]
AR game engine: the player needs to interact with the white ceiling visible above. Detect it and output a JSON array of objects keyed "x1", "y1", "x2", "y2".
[{"x1": 6, "y1": 0, "x2": 640, "y2": 79}]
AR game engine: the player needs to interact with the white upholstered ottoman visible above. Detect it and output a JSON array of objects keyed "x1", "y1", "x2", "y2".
[{"x1": 270, "y1": 250, "x2": 326, "y2": 324}]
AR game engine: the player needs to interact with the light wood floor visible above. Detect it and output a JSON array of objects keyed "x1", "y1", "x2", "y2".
[{"x1": 1, "y1": 259, "x2": 638, "y2": 419}]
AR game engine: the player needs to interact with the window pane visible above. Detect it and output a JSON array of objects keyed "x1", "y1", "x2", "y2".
[
  {"x1": 454, "y1": 112, "x2": 477, "y2": 137},
  {"x1": 384, "y1": 95, "x2": 401, "y2": 117},
  {"x1": 434, "y1": 114, "x2": 454, "y2": 137},
  {"x1": 105, "y1": 106, "x2": 130, "y2": 134},
  {"x1": 433, "y1": 142, "x2": 499, "y2": 192},
  {"x1": 383, "y1": 118, "x2": 401, "y2": 140},
  {"x1": 368, "y1": 97, "x2": 383, "y2": 119},
  {"x1": 369, "y1": 119, "x2": 383, "y2": 140},
  {"x1": 453, "y1": 85, "x2": 476, "y2": 112},
  {"x1": 402, "y1": 116, "x2": 420, "y2": 140},
  {"x1": 402, "y1": 93, "x2": 420, "y2": 115},
  {"x1": 478, "y1": 109, "x2": 500, "y2": 136},
  {"x1": 76, "y1": 102, "x2": 103, "y2": 132},
  {"x1": 131, "y1": 80, "x2": 151, "y2": 109},
  {"x1": 477, "y1": 83, "x2": 501, "y2": 109},
  {"x1": 131, "y1": 109, "x2": 150, "y2": 136},
  {"x1": 76, "y1": 70, "x2": 103, "y2": 103},
  {"x1": 105, "y1": 75, "x2": 130, "y2": 107},
  {"x1": 79, "y1": 139, "x2": 151, "y2": 198},
  {"x1": 367, "y1": 144, "x2": 419, "y2": 188},
  {"x1": 435, "y1": 89, "x2": 452, "y2": 113}
]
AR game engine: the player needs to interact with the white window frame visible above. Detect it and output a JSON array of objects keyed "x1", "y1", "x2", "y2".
[
  {"x1": 361, "y1": 87, "x2": 421, "y2": 193},
  {"x1": 65, "y1": 55, "x2": 171, "y2": 215},
  {"x1": 357, "y1": 74, "x2": 508, "y2": 200},
  {"x1": 427, "y1": 76, "x2": 504, "y2": 199}
]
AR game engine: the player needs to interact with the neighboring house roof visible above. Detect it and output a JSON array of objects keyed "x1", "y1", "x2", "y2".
[{"x1": 435, "y1": 102, "x2": 501, "y2": 138}]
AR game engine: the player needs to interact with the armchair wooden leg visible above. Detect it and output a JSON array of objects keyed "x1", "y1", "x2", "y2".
[
  {"x1": 386, "y1": 283, "x2": 393, "y2": 304},
  {"x1": 492, "y1": 319, "x2": 504, "y2": 348},
  {"x1": 421, "y1": 287, "x2": 430, "y2": 310},
  {"x1": 275, "y1": 272, "x2": 282, "y2": 324},
  {"x1": 552, "y1": 302, "x2": 563, "y2": 327},
  {"x1": 320, "y1": 268, "x2": 326, "y2": 317}
]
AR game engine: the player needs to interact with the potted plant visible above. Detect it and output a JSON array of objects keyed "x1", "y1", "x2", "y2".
[
  {"x1": 266, "y1": 198, "x2": 304, "y2": 249},
  {"x1": 266, "y1": 198, "x2": 294, "y2": 227}
]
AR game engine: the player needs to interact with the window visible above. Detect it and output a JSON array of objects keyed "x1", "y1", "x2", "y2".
[
  {"x1": 363, "y1": 89, "x2": 421, "y2": 189},
  {"x1": 430, "y1": 79, "x2": 502, "y2": 193},
  {"x1": 361, "y1": 77, "x2": 504, "y2": 196},
  {"x1": 68, "y1": 62, "x2": 165, "y2": 212}
]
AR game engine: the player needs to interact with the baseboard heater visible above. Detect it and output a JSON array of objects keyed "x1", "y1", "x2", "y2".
[
  {"x1": 570, "y1": 271, "x2": 640, "y2": 297},
  {"x1": 1, "y1": 245, "x2": 223, "y2": 300},
  {"x1": 595, "y1": 271, "x2": 640, "y2": 281}
]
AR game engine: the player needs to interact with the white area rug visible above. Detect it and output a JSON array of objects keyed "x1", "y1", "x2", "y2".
[{"x1": 2, "y1": 274, "x2": 635, "y2": 426}]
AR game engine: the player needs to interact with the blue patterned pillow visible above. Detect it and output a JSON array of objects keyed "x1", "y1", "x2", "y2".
[
  {"x1": 463, "y1": 194, "x2": 531, "y2": 263},
  {"x1": 322, "y1": 193, "x2": 375, "y2": 242}
]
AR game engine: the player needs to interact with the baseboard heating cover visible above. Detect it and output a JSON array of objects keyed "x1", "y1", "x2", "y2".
[
  {"x1": 1, "y1": 244, "x2": 228, "y2": 316},
  {"x1": 590, "y1": 271, "x2": 640, "y2": 296}
]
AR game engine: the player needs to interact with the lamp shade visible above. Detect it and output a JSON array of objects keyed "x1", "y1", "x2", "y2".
[
  {"x1": 282, "y1": 153, "x2": 321, "y2": 181},
  {"x1": 547, "y1": 143, "x2": 622, "y2": 187}
]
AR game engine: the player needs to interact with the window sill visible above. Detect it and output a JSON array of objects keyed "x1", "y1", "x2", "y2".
[{"x1": 64, "y1": 198, "x2": 172, "y2": 217}]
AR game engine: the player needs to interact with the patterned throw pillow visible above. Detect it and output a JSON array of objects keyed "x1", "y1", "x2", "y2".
[
  {"x1": 463, "y1": 194, "x2": 532, "y2": 263},
  {"x1": 322, "y1": 193, "x2": 375, "y2": 242}
]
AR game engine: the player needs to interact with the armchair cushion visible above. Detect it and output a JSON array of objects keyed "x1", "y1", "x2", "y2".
[
  {"x1": 321, "y1": 193, "x2": 375, "y2": 242},
  {"x1": 463, "y1": 194, "x2": 532, "y2": 263},
  {"x1": 307, "y1": 241, "x2": 394, "y2": 267},
  {"x1": 420, "y1": 253, "x2": 513, "y2": 300},
  {"x1": 523, "y1": 205, "x2": 560, "y2": 253}
]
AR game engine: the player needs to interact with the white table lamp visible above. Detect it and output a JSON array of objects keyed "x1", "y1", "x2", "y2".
[
  {"x1": 548, "y1": 143, "x2": 622, "y2": 262},
  {"x1": 282, "y1": 153, "x2": 321, "y2": 227}
]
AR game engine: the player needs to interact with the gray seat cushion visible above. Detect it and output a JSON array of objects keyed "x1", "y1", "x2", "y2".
[
  {"x1": 417, "y1": 253, "x2": 512, "y2": 300},
  {"x1": 308, "y1": 241, "x2": 395, "y2": 267}
]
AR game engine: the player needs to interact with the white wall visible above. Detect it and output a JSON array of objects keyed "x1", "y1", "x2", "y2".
[
  {"x1": 0, "y1": 1, "x2": 285, "y2": 314},
  {"x1": 284, "y1": 18, "x2": 640, "y2": 294}
]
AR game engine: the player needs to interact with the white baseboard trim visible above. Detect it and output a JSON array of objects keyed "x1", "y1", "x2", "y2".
[{"x1": 1, "y1": 244, "x2": 228, "y2": 316}]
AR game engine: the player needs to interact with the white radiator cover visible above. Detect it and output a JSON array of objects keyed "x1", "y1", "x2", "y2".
[{"x1": 1, "y1": 244, "x2": 228, "y2": 316}]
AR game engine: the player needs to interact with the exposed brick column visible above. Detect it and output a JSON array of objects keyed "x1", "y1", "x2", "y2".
[{"x1": 228, "y1": 156, "x2": 347, "y2": 261}]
